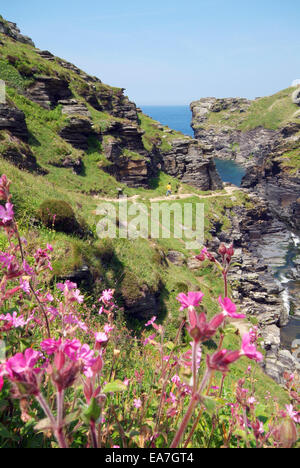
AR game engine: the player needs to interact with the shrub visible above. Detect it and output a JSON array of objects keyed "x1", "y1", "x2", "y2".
[{"x1": 38, "y1": 199, "x2": 80, "y2": 234}]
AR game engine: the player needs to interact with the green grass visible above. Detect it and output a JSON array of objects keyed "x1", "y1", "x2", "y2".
[
  {"x1": 0, "y1": 59, "x2": 25, "y2": 90},
  {"x1": 279, "y1": 146, "x2": 300, "y2": 173},
  {"x1": 138, "y1": 112, "x2": 189, "y2": 152},
  {"x1": 204, "y1": 87, "x2": 299, "y2": 132}
]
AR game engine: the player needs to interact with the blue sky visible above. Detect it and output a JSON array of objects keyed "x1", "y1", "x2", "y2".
[{"x1": 1, "y1": 1, "x2": 300, "y2": 104}]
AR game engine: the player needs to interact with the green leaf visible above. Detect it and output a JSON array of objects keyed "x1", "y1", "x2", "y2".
[
  {"x1": 82, "y1": 398, "x2": 101, "y2": 424},
  {"x1": 102, "y1": 380, "x2": 127, "y2": 393},
  {"x1": 0, "y1": 422, "x2": 18, "y2": 440}
]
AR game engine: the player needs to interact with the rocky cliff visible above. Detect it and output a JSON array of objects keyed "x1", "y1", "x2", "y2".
[
  {"x1": 207, "y1": 189, "x2": 300, "y2": 383},
  {"x1": 0, "y1": 17, "x2": 221, "y2": 191},
  {"x1": 191, "y1": 92, "x2": 300, "y2": 230}
]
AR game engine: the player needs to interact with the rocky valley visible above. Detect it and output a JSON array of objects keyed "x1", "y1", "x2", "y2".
[{"x1": 0, "y1": 14, "x2": 299, "y2": 389}]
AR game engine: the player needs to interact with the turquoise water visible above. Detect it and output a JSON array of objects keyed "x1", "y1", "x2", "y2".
[
  {"x1": 140, "y1": 105, "x2": 246, "y2": 186},
  {"x1": 214, "y1": 158, "x2": 246, "y2": 187}
]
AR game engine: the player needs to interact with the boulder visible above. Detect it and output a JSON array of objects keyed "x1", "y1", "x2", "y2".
[{"x1": 167, "y1": 250, "x2": 186, "y2": 266}]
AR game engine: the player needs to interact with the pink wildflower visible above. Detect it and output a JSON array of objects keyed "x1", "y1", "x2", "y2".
[
  {"x1": 218, "y1": 296, "x2": 245, "y2": 319},
  {"x1": 143, "y1": 333, "x2": 157, "y2": 346},
  {"x1": 171, "y1": 374, "x2": 181, "y2": 385},
  {"x1": 285, "y1": 405, "x2": 300, "y2": 424},
  {"x1": 145, "y1": 316, "x2": 157, "y2": 327},
  {"x1": 104, "y1": 324, "x2": 114, "y2": 334},
  {"x1": 99, "y1": 289, "x2": 114, "y2": 303},
  {"x1": 176, "y1": 291, "x2": 204, "y2": 311},
  {"x1": 0, "y1": 202, "x2": 14, "y2": 226},
  {"x1": 40, "y1": 338, "x2": 62, "y2": 355},
  {"x1": 95, "y1": 332, "x2": 108, "y2": 344},
  {"x1": 6, "y1": 348, "x2": 42, "y2": 376},
  {"x1": 206, "y1": 349, "x2": 241, "y2": 373},
  {"x1": 20, "y1": 278, "x2": 31, "y2": 295},
  {"x1": 240, "y1": 333, "x2": 263, "y2": 362},
  {"x1": 187, "y1": 309, "x2": 225, "y2": 343},
  {"x1": 134, "y1": 398, "x2": 142, "y2": 409}
]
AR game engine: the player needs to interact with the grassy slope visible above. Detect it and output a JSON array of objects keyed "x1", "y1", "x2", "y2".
[
  {"x1": 204, "y1": 87, "x2": 299, "y2": 132},
  {"x1": 0, "y1": 31, "x2": 289, "y2": 405}
]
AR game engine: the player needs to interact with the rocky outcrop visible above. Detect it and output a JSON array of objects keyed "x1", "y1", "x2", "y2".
[
  {"x1": 161, "y1": 139, "x2": 223, "y2": 190},
  {"x1": 167, "y1": 250, "x2": 186, "y2": 266},
  {"x1": 0, "y1": 18, "x2": 35, "y2": 46},
  {"x1": 49, "y1": 154, "x2": 83, "y2": 174},
  {"x1": 108, "y1": 158, "x2": 150, "y2": 188},
  {"x1": 0, "y1": 104, "x2": 29, "y2": 141},
  {"x1": 121, "y1": 283, "x2": 162, "y2": 321},
  {"x1": 1, "y1": 134, "x2": 45, "y2": 174},
  {"x1": 105, "y1": 120, "x2": 146, "y2": 153},
  {"x1": 102, "y1": 122, "x2": 151, "y2": 187},
  {"x1": 111, "y1": 94, "x2": 138, "y2": 122},
  {"x1": 240, "y1": 124, "x2": 300, "y2": 231},
  {"x1": 191, "y1": 97, "x2": 251, "y2": 127},
  {"x1": 59, "y1": 117, "x2": 97, "y2": 151},
  {"x1": 27, "y1": 76, "x2": 72, "y2": 109},
  {"x1": 58, "y1": 99, "x2": 91, "y2": 117},
  {"x1": 102, "y1": 129, "x2": 222, "y2": 189}
]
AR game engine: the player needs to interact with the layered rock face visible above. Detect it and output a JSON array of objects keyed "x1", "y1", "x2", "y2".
[
  {"x1": 191, "y1": 97, "x2": 272, "y2": 167},
  {"x1": 240, "y1": 125, "x2": 300, "y2": 231},
  {"x1": 161, "y1": 138, "x2": 222, "y2": 190},
  {"x1": 0, "y1": 103, "x2": 29, "y2": 141},
  {"x1": 59, "y1": 117, "x2": 96, "y2": 151},
  {"x1": 27, "y1": 76, "x2": 72, "y2": 109},
  {"x1": 101, "y1": 121, "x2": 222, "y2": 189}
]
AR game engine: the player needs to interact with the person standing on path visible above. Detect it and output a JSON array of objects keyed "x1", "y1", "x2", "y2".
[{"x1": 166, "y1": 183, "x2": 172, "y2": 197}]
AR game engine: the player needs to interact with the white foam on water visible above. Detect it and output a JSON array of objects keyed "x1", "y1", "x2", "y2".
[
  {"x1": 291, "y1": 233, "x2": 300, "y2": 247},
  {"x1": 279, "y1": 273, "x2": 290, "y2": 284},
  {"x1": 275, "y1": 277, "x2": 291, "y2": 315},
  {"x1": 281, "y1": 287, "x2": 291, "y2": 315}
]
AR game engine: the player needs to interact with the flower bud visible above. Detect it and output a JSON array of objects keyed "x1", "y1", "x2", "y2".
[
  {"x1": 273, "y1": 419, "x2": 298, "y2": 448},
  {"x1": 227, "y1": 245, "x2": 234, "y2": 257},
  {"x1": 218, "y1": 244, "x2": 227, "y2": 256}
]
